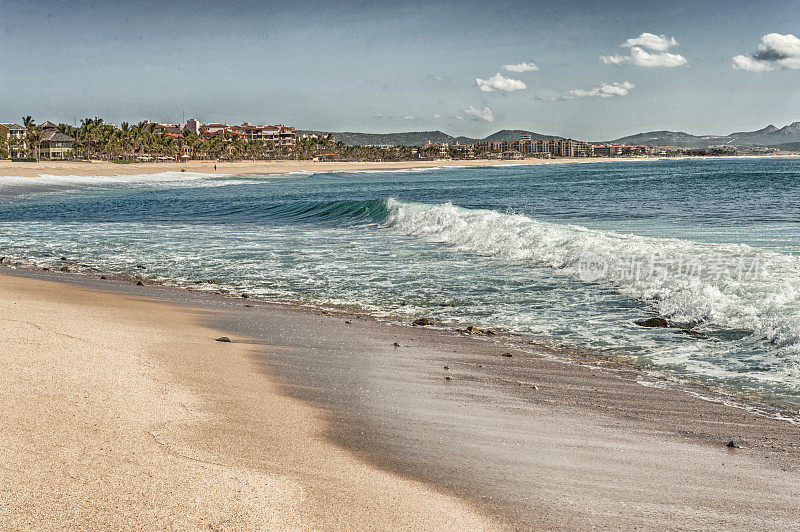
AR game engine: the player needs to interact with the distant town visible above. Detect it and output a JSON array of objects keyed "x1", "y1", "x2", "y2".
[{"x1": 1, "y1": 117, "x2": 797, "y2": 164}]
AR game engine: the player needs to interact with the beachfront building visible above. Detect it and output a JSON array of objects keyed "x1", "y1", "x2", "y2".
[
  {"x1": 450, "y1": 142, "x2": 475, "y2": 159},
  {"x1": 0, "y1": 122, "x2": 26, "y2": 158},
  {"x1": 201, "y1": 123, "x2": 297, "y2": 149},
  {"x1": 38, "y1": 122, "x2": 75, "y2": 160},
  {"x1": 184, "y1": 118, "x2": 201, "y2": 134},
  {"x1": 421, "y1": 141, "x2": 450, "y2": 158}
]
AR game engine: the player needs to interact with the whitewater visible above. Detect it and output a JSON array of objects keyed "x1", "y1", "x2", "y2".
[{"x1": 1, "y1": 158, "x2": 800, "y2": 407}]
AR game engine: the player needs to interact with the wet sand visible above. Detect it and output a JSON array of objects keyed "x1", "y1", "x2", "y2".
[
  {"x1": 0, "y1": 271, "x2": 499, "y2": 530},
  {"x1": 3, "y1": 265, "x2": 800, "y2": 529}
]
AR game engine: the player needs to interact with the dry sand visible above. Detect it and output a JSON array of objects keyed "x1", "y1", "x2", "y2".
[
  {"x1": 0, "y1": 273, "x2": 499, "y2": 530},
  {"x1": 0, "y1": 157, "x2": 648, "y2": 178},
  {"x1": 0, "y1": 155, "x2": 796, "y2": 178}
]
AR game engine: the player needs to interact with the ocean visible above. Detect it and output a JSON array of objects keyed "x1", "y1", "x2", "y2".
[{"x1": 2, "y1": 158, "x2": 800, "y2": 409}]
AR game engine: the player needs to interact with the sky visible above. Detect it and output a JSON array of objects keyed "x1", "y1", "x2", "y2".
[{"x1": 1, "y1": 0, "x2": 799, "y2": 140}]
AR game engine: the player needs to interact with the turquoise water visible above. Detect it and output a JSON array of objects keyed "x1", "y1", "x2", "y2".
[{"x1": 2, "y1": 159, "x2": 800, "y2": 408}]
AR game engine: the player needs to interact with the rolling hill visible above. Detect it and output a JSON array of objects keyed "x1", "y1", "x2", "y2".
[
  {"x1": 300, "y1": 121, "x2": 800, "y2": 148},
  {"x1": 610, "y1": 122, "x2": 800, "y2": 148},
  {"x1": 298, "y1": 129, "x2": 556, "y2": 146}
]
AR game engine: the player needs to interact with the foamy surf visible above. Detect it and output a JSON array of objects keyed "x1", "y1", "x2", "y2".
[{"x1": 2, "y1": 159, "x2": 800, "y2": 407}]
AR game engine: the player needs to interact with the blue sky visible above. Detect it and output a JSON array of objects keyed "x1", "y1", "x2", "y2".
[{"x1": 1, "y1": 0, "x2": 799, "y2": 139}]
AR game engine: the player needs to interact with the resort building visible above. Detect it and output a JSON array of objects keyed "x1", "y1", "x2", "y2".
[
  {"x1": 183, "y1": 118, "x2": 201, "y2": 134},
  {"x1": 422, "y1": 141, "x2": 450, "y2": 158},
  {"x1": 450, "y1": 143, "x2": 475, "y2": 158},
  {"x1": 200, "y1": 123, "x2": 297, "y2": 148},
  {"x1": 0, "y1": 122, "x2": 26, "y2": 158},
  {"x1": 38, "y1": 121, "x2": 75, "y2": 160}
]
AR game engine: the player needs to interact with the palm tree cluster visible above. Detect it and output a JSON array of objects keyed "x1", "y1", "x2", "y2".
[
  {"x1": 7, "y1": 116, "x2": 458, "y2": 162},
  {"x1": 54, "y1": 118, "x2": 289, "y2": 161}
]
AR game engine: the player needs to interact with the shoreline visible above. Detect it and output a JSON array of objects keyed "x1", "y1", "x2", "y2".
[
  {"x1": 0, "y1": 270, "x2": 500, "y2": 530},
  {"x1": 1, "y1": 154, "x2": 798, "y2": 178},
  {"x1": 3, "y1": 264, "x2": 800, "y2": 529},
  {"x1": 5, "y1": 256, "x2": 800, "y2": 421}
]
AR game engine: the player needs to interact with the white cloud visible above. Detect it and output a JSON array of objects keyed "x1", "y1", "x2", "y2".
[
  {"x1": 567, "y1": 81, "x2": 635, "y2": 98},
  {"x1": 732, "y1": 33, "x2": 800, "y2": 71},
  {"x1": 602, "y1": 33, "x2": 687, "y2": 67},
  {"x1": 732, "y1": 55, "x2": 773, "y2": 72},
  {"x1": 602, "y1": 46, "x2": 687, "y2": 67},
  {"x1": 503, "y1": 61, "x2": 539, "y2": 72},
  {"x1": 476, "y1": 73, "x2": 527, "y2": 92},
  {"x1": 463, "y1": 106, "x2": 495, "y2": 122},
  {"x1": 622, "y1": 33, "x2": 678, "y2": 52}
]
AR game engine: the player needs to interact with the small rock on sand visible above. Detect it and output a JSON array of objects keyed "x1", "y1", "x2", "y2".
[
  {"x1": 136, "y1": 281, "x2": 144, "y2": 286},
  {"x1": 501, "y1": 352, "x2": 513, "y2": 358},
  {"x1": 412, "y1": 318, "x2": 432, "y2": 326},
  {"x1": 393, "y1": 342, "x2": 401, "y2": 347},
  {"x1": 727, "y1": 440, "x2": 741, "y2": 448},
  {"x1": 215, "y1": 336, "x2": 232, "y2": 343},
  {"x1": 100, "y1": 275, "x2": 106, "y2": 279},
  {"x1": 444, "y1": 376, "x2": 452, "y2": 381}
]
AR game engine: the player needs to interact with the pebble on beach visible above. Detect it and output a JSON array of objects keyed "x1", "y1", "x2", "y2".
[
  {"x1": 727, "y1": 440, "x2": 741, "y2": 448},
  {"x1": 136, "y1": 281, "x2": 144, "y2": 286},
  {"x1": 215, "y1": 336, "x2": 232, "y2": 343}
]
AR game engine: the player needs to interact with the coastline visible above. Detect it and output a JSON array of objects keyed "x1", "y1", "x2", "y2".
[
  {"x1": 1, "y1": 154, "x2": 797, "y2": 179},
  {"x1": 0, "y1": 155, "x2": 786, "y2": 178},
  {"x1": 0, "y1": 270, "x2": 500, "y2": 530},
  {"x1": 0, "y1": 157, "x2": 630, "y2": 178},
  {"x1": 3, "y1": 264, "x2": 800, "y2": 529}
]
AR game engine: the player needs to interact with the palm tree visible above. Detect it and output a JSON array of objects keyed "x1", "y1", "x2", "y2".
[{"x1": 21, "y1": 116, "x2": 36, "y2": 159}]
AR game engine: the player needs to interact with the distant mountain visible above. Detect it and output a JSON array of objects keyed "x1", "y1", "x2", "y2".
[
  {"x1": 298, "y1": 130, "x2": 461, "y2": 146},
  {"x1": 770, "y1": 141, "x2": 800, "y2": 152},
  {"x1": 301, "y1": 121, "x2": 800, "y2": 148},
  {"x1": 610, "y1": 122, "x2": 800, "y2": 148},
  {"x1": 481, "y1": 129, "x2": 556, "y2": 142},
  {"x1": 729, "y1": 122, "x2": 800, "y2": 146},
  {"x1": 299, "y1": 129, "x2": 556, "y2": 146}
]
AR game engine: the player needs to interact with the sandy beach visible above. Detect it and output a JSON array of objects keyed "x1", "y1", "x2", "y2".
[
  {"x1": 0, "y1": 272, "x2": 498, "y2": 530},
  {"x1": 2, "y1": 155, "x2": 797, "y2": 179},
  {"x1": 2, "y1": 265, "x2": 800, "y2": 529},
  {"x1": 0, "y1": 157, "x2": 652, "y2": 178}
]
